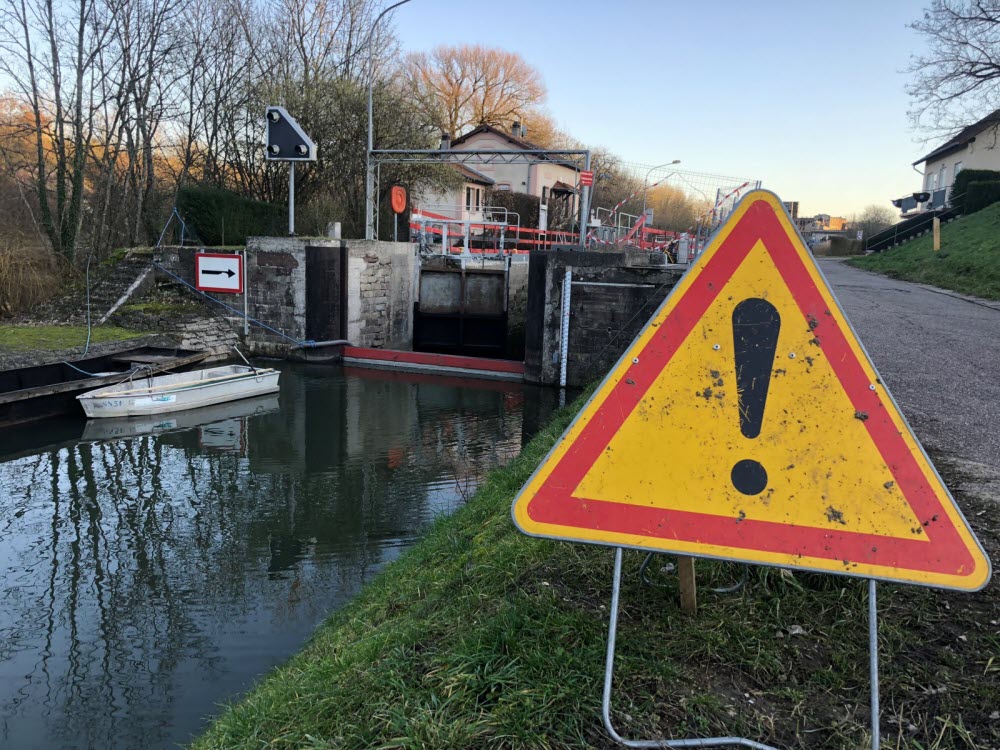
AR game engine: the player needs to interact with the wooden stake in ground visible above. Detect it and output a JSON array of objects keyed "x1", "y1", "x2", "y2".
[
  {"x1": 678, "y1": 556, "x2": 697, "y2": 613},
  {"x1": 933, "y1": 216, "x2": 941, "y2": 251}
]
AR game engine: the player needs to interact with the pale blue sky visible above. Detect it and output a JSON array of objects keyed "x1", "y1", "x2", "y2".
[{"x1": 394, "y1": 0, "x2": 935, "y2": 218}]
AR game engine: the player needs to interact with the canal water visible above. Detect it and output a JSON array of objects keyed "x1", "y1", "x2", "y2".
[{"x1": 0, "y1": 363, "x2": 558, "y2": 750}]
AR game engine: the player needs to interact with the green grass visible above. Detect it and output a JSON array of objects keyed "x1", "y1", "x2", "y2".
[
  {"x1": 0, "y1": 324, "x2": 143, "y2": 352},
  {"x1": 192, "y1": 397, "x2": 1000, "y2": 750},
  {"x1": 120, "y1": 301, "x2": 202, "y2": 315},
  {"x1": 848, "y1": 202, "x2": 1000, "y2": 299}
]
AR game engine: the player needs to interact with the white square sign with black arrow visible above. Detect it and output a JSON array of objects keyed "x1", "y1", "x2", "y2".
[{"x1": 195, "y1": 252, "x2": 243, "y2": 293}]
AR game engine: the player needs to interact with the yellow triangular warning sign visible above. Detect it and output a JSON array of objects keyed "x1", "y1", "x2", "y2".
[{"x1": 512, "y1": 190, "x2": 990, "y2": 591}]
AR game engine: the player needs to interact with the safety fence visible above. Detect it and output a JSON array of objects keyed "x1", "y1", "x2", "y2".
[
  {"x1": 410, "y1": 165, "x2": 759, "y2": 259},
  {"x1": 410, "y1": 213, "x2": 582, "y2": 254}
]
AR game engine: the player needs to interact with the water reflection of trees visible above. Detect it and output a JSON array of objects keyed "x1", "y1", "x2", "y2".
[{"x1": 0, "y1": 367, "x2": 550, "y2": 750}]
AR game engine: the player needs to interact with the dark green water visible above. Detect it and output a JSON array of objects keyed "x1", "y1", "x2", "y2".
[{"x1": 0, "y1": 363, "x2": 558, "y2": 750}]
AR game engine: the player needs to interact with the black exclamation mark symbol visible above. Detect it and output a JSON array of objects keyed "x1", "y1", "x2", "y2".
[{"x1": 731, "y1": 298, "x2": 781, "y2": 495}]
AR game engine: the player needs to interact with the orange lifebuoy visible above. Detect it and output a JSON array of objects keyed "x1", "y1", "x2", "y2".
[{"x1": 390, "y1": 185, "x2": 407, "y2": 215}]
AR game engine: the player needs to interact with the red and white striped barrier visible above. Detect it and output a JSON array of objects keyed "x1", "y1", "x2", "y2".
[{"x1": 602, "y1": 173, "x2": 678, "y2": 227}]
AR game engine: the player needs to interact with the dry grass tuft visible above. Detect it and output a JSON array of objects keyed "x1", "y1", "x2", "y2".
[{"x1": 0, "y1": 240, "x2": 64, "y2": 317}]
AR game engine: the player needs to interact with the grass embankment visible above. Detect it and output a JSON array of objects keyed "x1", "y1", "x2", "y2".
[
  {"x1": 0, "y1": 325, "x2": 143, "y2": 352},
  {"x1": 120, "y1": 301, "x2": 203, "y2": 315},
  {"x1": 849, "y1": 203, "x2": 1000, "y2": 300},
  {"x1": 193, "y1": 398, "x2": 1000, "y2": 750}
]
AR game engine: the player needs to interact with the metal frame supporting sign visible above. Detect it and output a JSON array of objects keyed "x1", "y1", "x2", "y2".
[
  {"x1": 511, "y1": 189, "x2": 990, "y2": 749},
  {"x1": 599, "y1": 548, "x2": 883, "y2": 750}
]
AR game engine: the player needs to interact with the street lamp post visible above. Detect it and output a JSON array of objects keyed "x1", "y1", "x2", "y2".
[
  {"x1": 641, "y1": 159, "x2": 681, "y2": 217},
  {"x1": 365, "y1": 0, "x2": 413, "y2": 241}
]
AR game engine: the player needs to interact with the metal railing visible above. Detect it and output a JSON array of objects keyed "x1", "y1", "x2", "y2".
[{"x1": 865, "y1": 206, "x2": 958, "y2": 254}]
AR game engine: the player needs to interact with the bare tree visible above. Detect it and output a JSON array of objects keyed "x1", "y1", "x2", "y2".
[
  {"x1": 0, "y1": 0, "x2": 112, "y2": 259},
  {"x1": 851, "y1": 204, "x2": 896, "y2": 239},
  {"x1": 646, "y1": 185, "x2": 711, "y2": 233},
  {"x1": 908, "y1": 1, "x2": 1000, "y2": 135},
  {"x1": 401, "y1": 44, "x2": 545, "y2": 137},
  {"x1": 0, "y1": 0, "x2": 449, "y2": 261}
]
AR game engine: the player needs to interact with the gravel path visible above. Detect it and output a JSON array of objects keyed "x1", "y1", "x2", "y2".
[{"x1": 822, "y1": 259, "x2": 1000, "y2": 471}]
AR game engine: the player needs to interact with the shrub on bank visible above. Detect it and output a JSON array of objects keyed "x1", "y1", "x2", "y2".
[
  {"x1": 176, "y1": 187, "x2": 285, "y2": 246},
  {"x1": 950, "y1": 168, "x2": 1000, "y2": 213},
  {"x1": 964, "y1": 180, "x2": 1000, "y2": 214}
]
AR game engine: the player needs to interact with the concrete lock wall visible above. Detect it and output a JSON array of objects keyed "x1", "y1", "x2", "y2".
[
  {"x1": 245, "y1": 237, "x2": 317, "y2": 354},
  {"x1": 156, "y1": 240, "x2": 417, "y2": 356},
  {"x1": 345, "y1": 241, "x2": 417, "y2": 350},
  {"x1": 523, "y1": 249, "x2": 685, "y2": 387},
  {"x1": 507, "y1": 259, "x2": 529, "y2": 357},
  {"x1": 152, "y1": 246, "x2": 244, "y2": 357}
]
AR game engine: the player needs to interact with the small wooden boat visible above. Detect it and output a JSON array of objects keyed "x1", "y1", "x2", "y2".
[
  {"x1": 77, "y1": 365, "x2": 280, "y2": 418},
  {"x1": 80, "y1": 394, "x2": 279, "y2": 441},
  {"x1": 0, "y1": 345, "x2": 210, "y2": 426}
]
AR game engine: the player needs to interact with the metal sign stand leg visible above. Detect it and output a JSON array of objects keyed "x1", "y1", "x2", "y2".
[
  {"x1": 868, "y1": 579, "x2": 880, "y2": 750},
  {"x1": 602, "y1": 548, "x2": 883, "y2": 749},
  {"x1": 602, "y1": 547, "x2": 778, "y2": 749}
]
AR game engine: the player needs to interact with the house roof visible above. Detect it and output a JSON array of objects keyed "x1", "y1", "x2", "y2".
[
  {"x1": 914, "y1": 109, "x2": 1000, "y2": 165},
  {"x1": 452, "y1": 163, "x2": 494, "y2": 186},
  {"x1": 550, "y1": 180, "x2": 579, "y2": 194},
  {"x1": 450, "y1": 124, "x2": 580, "y2": 171}
]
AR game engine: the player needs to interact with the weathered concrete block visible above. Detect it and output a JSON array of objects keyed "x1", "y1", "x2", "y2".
[{"x1": 524, "y1": 250, "x2": 685, "y2": 386}]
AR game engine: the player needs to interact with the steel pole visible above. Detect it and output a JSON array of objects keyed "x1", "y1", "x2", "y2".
[
  {"x1": 242, "y1": 248, "x2": 249, "y2": 338},
  {"x1": 364, "y1": 0, "x2": 413, "y2": 241},
  {"x1": 289, "y1": 162, "x2": 295, "y2": 236},
  {"x1": 579, "y1": 152, "x2": 592, "y2": 248}
]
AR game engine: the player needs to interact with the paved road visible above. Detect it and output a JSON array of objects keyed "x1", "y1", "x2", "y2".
[{"x1": 820, "y1": 259, "x2": 1000, "y2": 471}]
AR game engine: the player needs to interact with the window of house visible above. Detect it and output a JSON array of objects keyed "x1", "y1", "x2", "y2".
[
  {"x1": 938, "y1": 164, "x2": 946, "y2": 190},
  {"x1": 953, "y1": 161, "x2": 963, "y2": 182},
  {"x1": 465, "y1": 187, "x2": 472, "y2": 211},
  {"x1": 496, "y1": 183, "x2": 511, "y2": 191},
  {"x1": 475, "y1": 189, "x2": 481, "y2": 211},
  {"x1": 928, "y1": 172, "x2": 936, "y2": 191}
]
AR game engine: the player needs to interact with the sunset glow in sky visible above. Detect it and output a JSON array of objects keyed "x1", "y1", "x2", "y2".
[{"x1": 396, "y1": 0, "x2": 934, "y2": 219}]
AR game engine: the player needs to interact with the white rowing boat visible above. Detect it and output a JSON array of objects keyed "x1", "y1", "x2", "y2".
[
  {"x1": 77, "y1": 365, "x2": 280, "y2": 418},
  {"x1": 81, "y1": 394, "x2": 280, "y2": 441}
]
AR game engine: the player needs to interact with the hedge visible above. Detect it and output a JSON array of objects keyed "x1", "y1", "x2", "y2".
[
  {"x1": 176, "y1": 186, "x2": 285, "y2": 246},
  {"x1": 485, "y1": 189, "x2": 540, "y2": 230},
  {"x1": 964, "y1": 180, "x2": 1000, "y2": 214},
  {"x1": 950, "y1": 168, "x2": 1000, "y2": 214}
]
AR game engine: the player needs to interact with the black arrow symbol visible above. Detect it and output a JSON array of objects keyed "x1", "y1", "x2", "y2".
[{"x1": 202, "y1": 269, "x2": 235, "y2": 278}]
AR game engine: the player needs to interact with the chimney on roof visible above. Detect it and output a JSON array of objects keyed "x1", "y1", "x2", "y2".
[
  {"x1": 511, "y1": 121, "x2": 521, "y2": 138},
  {"x1": 439, "y1": 132, "x2": 451, "y2": 150}
]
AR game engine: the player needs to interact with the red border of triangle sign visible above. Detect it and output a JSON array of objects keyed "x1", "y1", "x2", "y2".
[{"x1": 512, "y1": 190, "x2": 990, "y2": 592}]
